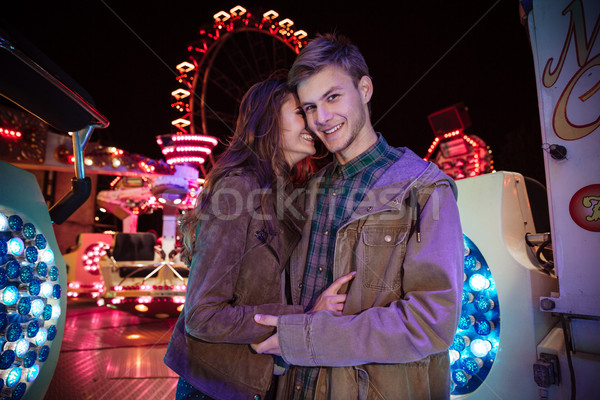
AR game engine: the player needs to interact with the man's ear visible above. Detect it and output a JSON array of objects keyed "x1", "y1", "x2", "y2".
[{"x1": 358, "y1": 75, "x2": 373, "y2": 104}]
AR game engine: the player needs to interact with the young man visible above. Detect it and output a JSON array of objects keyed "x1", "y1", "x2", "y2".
[{"x1": 252, "y1": 33, "x2": 464, "y2": 400}]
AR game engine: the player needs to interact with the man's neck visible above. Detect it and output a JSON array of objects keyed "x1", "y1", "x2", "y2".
[{"x1": 335, "y1": 128, "x2": 378, "y2": 165}]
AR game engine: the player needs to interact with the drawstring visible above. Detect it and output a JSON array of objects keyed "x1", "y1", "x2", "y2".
[{"x1": 410, "y1": 187, "x2": 421, "y2": 243}]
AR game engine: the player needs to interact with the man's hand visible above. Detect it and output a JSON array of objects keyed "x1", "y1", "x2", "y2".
[
  {"x1": 251, "y1": 314, "x2": 280, "y2": 355},
  {"x1": 308, "y1": 271, "x2": 356, "y2": 314}
]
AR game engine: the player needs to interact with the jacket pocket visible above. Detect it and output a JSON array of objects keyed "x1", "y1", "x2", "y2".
[{"x1": 361, "y1": 225, "x2": 408, "y2": 291}]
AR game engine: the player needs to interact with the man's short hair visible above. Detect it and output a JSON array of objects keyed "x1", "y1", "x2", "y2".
[{"x1": 288, "y1": 33, "x2": 370, "y2": 90}]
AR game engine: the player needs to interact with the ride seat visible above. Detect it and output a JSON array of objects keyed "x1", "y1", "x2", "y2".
[{"x1": 109, "y1": 232, "x2": 160, "y2": 277}]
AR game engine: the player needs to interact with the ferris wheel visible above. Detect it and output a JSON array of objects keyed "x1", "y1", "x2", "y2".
[{"x1": 166, "y1": 5, "x2": 309, "y2": 175}]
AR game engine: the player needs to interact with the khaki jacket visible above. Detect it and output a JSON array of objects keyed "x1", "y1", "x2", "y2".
[
  {"x1": 277, "y1": 149, "x2": 464, "y2": 400},
  {"x1": 164, "y1": 169, "x2": 305, "y2": 400}
]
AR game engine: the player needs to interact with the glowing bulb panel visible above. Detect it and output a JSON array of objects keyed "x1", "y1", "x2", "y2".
[
  {"x1": 0, "y1": 206, "x2": 62, "y2": 398},
  {"x1": 450, "y1": 234, "x2": 500, "y2": 395}
]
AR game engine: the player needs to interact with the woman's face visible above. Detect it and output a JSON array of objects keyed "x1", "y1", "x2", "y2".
[{"x1": 280, "y1": 94, "x2": 316, "y2": 167}]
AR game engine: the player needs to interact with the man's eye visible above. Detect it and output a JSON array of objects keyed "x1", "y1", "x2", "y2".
[
  {"x1": 304, "y1": 105, "x2": 315, "y2": 113},
  {"x1": 327, "y1": 94, "x2": 338, "y2": 101}
]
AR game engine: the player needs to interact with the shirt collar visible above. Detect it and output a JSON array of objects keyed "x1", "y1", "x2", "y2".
[{"x1": 331, "y1": 133, "x2": 389, "y2": 179}]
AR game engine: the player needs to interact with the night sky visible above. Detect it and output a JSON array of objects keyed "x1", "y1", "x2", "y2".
[{"x1": 2, "y1": 0, "x2": 547, "y2": 184}]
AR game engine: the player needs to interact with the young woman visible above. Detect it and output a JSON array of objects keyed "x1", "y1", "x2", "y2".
[{"x1": 164, "y1": 75, "x2": 353, "y2": 400}]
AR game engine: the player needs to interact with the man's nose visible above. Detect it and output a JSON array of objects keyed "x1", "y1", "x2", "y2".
[{"x1": 316, "y1": 106, "x2": 332, "y2": 126}]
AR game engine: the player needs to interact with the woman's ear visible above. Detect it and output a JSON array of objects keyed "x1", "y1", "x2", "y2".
[{"x1": 358, "y1": 75, "x2": 373, "y2": 104}]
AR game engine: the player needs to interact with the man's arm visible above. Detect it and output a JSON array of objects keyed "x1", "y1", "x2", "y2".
[{"x1": 254, "y1": 184, "x2": 463, "y2": 366}]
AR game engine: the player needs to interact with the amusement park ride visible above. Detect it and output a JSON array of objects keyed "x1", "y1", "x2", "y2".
[{"x1": 0, "y1": 1, "x2": 598, "y2": 399}]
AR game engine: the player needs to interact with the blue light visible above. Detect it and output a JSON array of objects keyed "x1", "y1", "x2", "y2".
[
  {"x1": 6, "y1": 323, "x2": 22, "y2": 342},
  {"x1": 52, "y1": 284, "x2": 62, "y2": 299},
  {"x1": 14, "y1": 338, "x2": 29, "y2": 358},
  {"x1": 451, "y1": 369, "x2": 469, "y2": 387},
  {"x1": 38, "y1": 345, "x2": 50, "y2": 362},
  {"x1": 464, "y1": 255, "x2": 481, "y2": 272},
  {"x1": 29, "y1": 278, "x2": 41, "y2": 296},
  {"x1": 7, "y1": 237, "x2": 24, "y2": 256},
  {"x1": 474, "y1": 318, "x2": 494, "y2": 336},
  {"x1": 0, "y1": 350, "x2": 16, "y2": 369},
  {"x1": 20, "y1": 265, "x2": 34, "y2": 283},
  {"x1": 470, "y1": 339, "x2": 493, "y2": 358},
  {"x1": 6, "y1": 260, "x2": 20, "y2": 279},
  {"x1": 2, "y1": 286, "x2": 19, "y2": 306},
  {"x1": 42, "y1": 304, "x2": 53, "y2": 320},
  {"x1": 22, "y1": 350, "x2": 37, "y2": 368},
  {"x1": 40, "y1": 248, "x2": 55, "y2": 264},
  {"x1": 0, "y1": 313, "x2": 7, "y2": 331},
  {"x1": 461, "y1": 357, "x2": 482, "y2": 375},
  {"x1": 17, "y1": 297, "x2": 31, "y2": 315},
  {"x1": 22, "y1": 223, "x2": 36, "y2": 239},
  {"x1": 468, "y1": 274, "x2": 490, "y2": 292},
  {"x1": 450, "y1": 335, "x2": 468, "y2": 352},
  {"x1": 31, "y1": 299, "x2": 45, "y2": 317},
  {"x1": 36, "y1": 261, "x2": 48, "y2": 277},
  {"x1": 27, "y1": 364, "x2": 40, "y2": 382},
  {"x1": 461, "y1": 290, "x2": 474, "y2": 306},
  {"x1": 40, "y1": 282, "x2": 53, "y2": 298},
  {"x1": 51, "y1": 304, "x2": 61, "y2": 320},
  {"x1": 0, "y1": 212, "x2": 8, "y2": 231},
  {"x1": 26, "y1": 319, "x2": 40, "y2": 338},
  {"x1": 474, "y1": 294, "x2": 493, "y2": 313},
  {"x1": 449, "y1": 349, "x2": 460, "y2": 365},
  {"x1": 8, "y1": 215, "x2": 23, "y2": 232},
  {"x1": 451, "y1": 234, "x2": 500, "y2": 396},
  {"x1": 458, "y1": 315, "x2": 475, "y2": 330},
  {"x1": 25, "y1": 246, "x2": 38, "y2": 263},
  {"x1": 12, "y1": 382, "x2": 27, "y2": 399},
  {"x1": 0, "y1": 268, "x2": 7, "y2": 287},
  {"x1": 49, "y1": 265, "x2": 59, "y2": 281},
  {"x1": 47, "y1": 325, "x2": 57, "y2": 341},
  {"x1": 0, "y1": 239, "x2": 6, "y2": 257},
  {"x1": 35, "y1": 234, "x2": 46, "y2": 250},
  {"x1": 6, "y1": 366, "x2": 22, "y2": 387},
  {"x1": 34, "y1": 327, "x2": 48, "y2": 346}
]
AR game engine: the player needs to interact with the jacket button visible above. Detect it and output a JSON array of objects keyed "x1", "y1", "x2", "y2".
[
  {"x1": 367, "y1": 206, "x2": 373, "y2": 211},
  {"x1": 298, "y1": 283, "x2": 303, "y2": 288},
  {"x1": 384, "y1": 235, "x2": 392, "y2": 242}
]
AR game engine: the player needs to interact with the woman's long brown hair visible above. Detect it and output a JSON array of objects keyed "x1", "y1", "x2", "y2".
[{"x1": 179, "y1": 74, "x2": 316, "y2": 264}]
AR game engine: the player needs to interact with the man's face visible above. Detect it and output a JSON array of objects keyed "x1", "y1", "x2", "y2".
[{"x1": 297, "y1": 65, "x2": 373, "y2": 164}]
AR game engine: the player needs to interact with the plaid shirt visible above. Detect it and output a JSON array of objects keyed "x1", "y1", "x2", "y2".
[{"x1": 291, "y1": 134, "x2": 401, "y2": 399}]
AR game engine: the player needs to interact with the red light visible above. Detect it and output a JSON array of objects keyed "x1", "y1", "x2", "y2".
[{"x1": 0, "y1": 127, "x2": 23, "y2": 139}]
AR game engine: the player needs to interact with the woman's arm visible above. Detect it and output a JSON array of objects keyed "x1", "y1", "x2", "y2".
[{"x1": 184, "y1": 176, "x2": 304, "y2": 344}]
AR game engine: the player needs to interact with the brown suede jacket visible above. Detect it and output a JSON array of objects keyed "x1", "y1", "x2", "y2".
[{"x1": 164, "y1": 169, "x2": 305, "y2": 400}]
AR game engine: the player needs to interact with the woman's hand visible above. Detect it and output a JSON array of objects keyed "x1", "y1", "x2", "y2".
[{"x1": 308, "y1": 271, "x2": 356, "y2": 315}]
